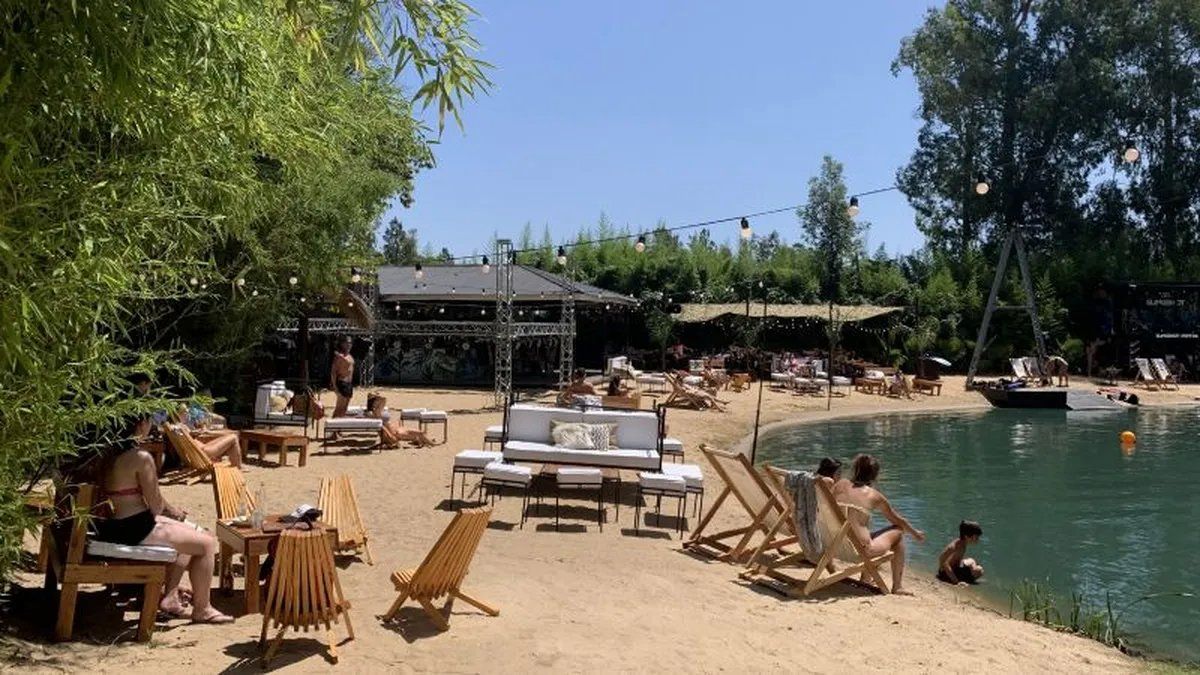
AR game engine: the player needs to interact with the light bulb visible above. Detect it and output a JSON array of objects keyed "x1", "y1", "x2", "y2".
[
  {"x1": 1122, "y1": 141, "x2": 1140, "y2": 163},
  {"x1": 348, "y1": 300, "x2": 354, "y2": 307},
  {"x1": 288, "y1": 276, "x2": 298, "y2": 286},
  {"x1": 300, "y1": 296, "x2": 306, "y2": 303},
  {"x1": 438, "y1": 306, "x2": 445, "y2": 314},
  {"x1": 974, "y1": 174, "x2": 990, "y2": 195},
  {"x1": 251, "y1": 289, "x2": 258, "y2": 297},
  {"x1": 200, "y1": 283, "x2": 207, "y2": 290},
  {"x1": 635, "y1": 235, "x2": 646, "y2": 253},
  {"x1": 350, "y1": 267, "x2": 361, "y2": 283},
  {"x1": 556, "y1": 246, "x2": 567, "y2": 266},
  {"x1": 739, "y1": 217, "x2": 751, "y2": 239},
  {"x1": 236, "y1": 277, "x2": 245, "y2": 287},
  {"x1": 481, "y1": 255, "x2": 490, "y2": 275},
  {"x1": 847, "y1": 196, "x2": 860, "y2": 218},
  {"x1": 189, "y1": 277, "x2": 198, "y2": 286},
  {"x1": 480, "y1": 308, "x2": 486, "y2": 316},
  {"x1": 414, "y1": 263, "x2": 424, "y2": 280}
]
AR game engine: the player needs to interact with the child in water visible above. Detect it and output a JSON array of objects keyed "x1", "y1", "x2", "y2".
[{"x1": 937, "y1": 520, "x2": 985, "y2": 585}]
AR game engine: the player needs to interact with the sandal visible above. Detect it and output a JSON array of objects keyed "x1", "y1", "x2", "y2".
[{"x1": 191, "y1": 608, "x2": 235, "y2": 624}]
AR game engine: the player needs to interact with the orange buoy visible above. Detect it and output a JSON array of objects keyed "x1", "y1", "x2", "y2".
[{"x1": 1119, "y1": 430, "x2": 1136, "y2": 445}]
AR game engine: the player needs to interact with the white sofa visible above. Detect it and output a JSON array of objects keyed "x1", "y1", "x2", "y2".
[
  {"x1": 253, "y1": 380, "x2": 308, "y2": 430},
  {"x1": 501, "y1": 403, "x2": 663, "y2": 471}
]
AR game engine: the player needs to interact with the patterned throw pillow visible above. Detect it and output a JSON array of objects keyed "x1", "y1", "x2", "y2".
[
  {"x1": 583, "y1": 423, "x2": 611, "y2": 451},
  {"x1": 550, "y1": 420, "x2": 594, "y2": 449}
]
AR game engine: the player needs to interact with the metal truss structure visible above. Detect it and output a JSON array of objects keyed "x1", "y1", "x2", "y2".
[{"x1": 493, "y1": 239, "x2": 515, "y2": 407}]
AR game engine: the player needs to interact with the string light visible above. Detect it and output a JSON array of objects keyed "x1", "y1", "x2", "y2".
[
  {"x1": 350, "y1": 267, "x2": 362, "y2": 283},
  {"x1": 189, "y1": 277, "x2": 198, "y2": 286},
  {"x1": 480, "y1": 308, "x2": 486, "y2": 316},
  {"x1": 847, "y1": 197, "x2": 860, "y2": 218},
  {"x1": 200, "y1": 283, "x2": 207, "y2": 290},
  {"x1": 438, "y1": 306, "x2": 445, "y2": 314},
  {"x1": 635, "y1": 234, "x2": 646, "y2": 252},
  {"x1": 974, "y1": 174, "x2": 990, "y2": 195},
  {"x1": 740, "y1": 217, "x2": 752, "y2": 239},
  {"x1": 1122, "y1": 140, "x2": 1140, "y2": 163},
  {"x1": 300, "y1": 296, "x2": 306, "y2": 303},
  {"x1": 481, "y1": 255, "x2": 490, "y2": 275},
  {"x1": 414, "y1": 263, "x2": 424, "y2": 280},
  {"x1": 236, "y1": 277, "x2": 245, "y2": 287},
  {"x1": 251, "y1": 289, "x2": 259, "y2": 297},
  {"x1": 288, "y1": 275, "x2": 298, "y2": 286},
  {"x1": 557, "y1": 246, "x2": 567, "y2": 266}
]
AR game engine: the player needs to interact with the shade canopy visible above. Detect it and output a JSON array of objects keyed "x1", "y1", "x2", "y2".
[
  {"x1": 675, "y1": 303, "x2": 902, "y2": 323},
  {"x1": 377, "y1": 264, "x2": 635, "y2": 305}
]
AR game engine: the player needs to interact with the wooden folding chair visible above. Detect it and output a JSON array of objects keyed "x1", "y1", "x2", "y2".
[
  {"x1": 1151, "y1": 358, "x2": 1179, "y2": 390},
  {"x1": 743, "y1": 466, "x2": 893, "y2": 596},
  {"x1": 317, "y1": 474, "x2": 374, "y2": 565},
  {"x1": 682, "y1": 445, "x2": 794, "y2": 563},
  {"x1": 1133, "y1": 358, "x2": 1160, "y2": 390},
  {"x1": 259, "y1": 526, "x2": 354, "y2": 666},
  {"x1": 212, "y1": 465, "x2": 255, "y2": 520},
  {"x1": 382, "y1": 506, "x2": 498, "y2": 631},
  {"x1": 161, "y1": 423, "x2": 216, "y2": 484},
  {"x1": 43, "y1": 484, "x2": 169, "y2": 642}
]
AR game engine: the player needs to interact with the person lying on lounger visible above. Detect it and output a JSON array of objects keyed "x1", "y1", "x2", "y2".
[
  {"x1": 366, "y1": 394, "x2": 434, "y2": 448},
  {"x1": 833, "y1": 454, "x2": 925, "y2": 594},
  {"x1": 173, "y1": 417, "x2": 243, "y2": 468},
  {"x1": 92, "y1": 414, "x2": 233, "y2": 624}
]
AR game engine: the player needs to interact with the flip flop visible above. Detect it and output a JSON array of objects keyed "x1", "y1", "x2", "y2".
[
  {"x1": 158, "y1": 604, "x2": 190, "y2": 620},
  {"x1": 191, "y1": 610, "x2": 235, "y2": 624}
]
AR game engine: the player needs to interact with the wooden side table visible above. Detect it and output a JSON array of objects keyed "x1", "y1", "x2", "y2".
[
  {"x1": 240, "y1": 429, "x2": 308, "y2": 467},
  {"x1": 216, "y1": 517, "x2": 337, "y2": 615}
]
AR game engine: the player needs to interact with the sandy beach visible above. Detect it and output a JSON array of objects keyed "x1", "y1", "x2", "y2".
[{"x1": 10, "y1": 376, "x2": 1185, "y2": 673}]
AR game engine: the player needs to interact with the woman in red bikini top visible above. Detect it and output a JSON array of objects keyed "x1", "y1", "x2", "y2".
[{"x1": 97, "y1": 414, "x2": 232, "y2": 624}]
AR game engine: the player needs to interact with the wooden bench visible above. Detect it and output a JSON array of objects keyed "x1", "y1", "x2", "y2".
[
  {"x1": 44, "y1": 484, "x2": 171, "y2": 642},
  {"x1": 912, "y1": 378, "x2": 943, "y2": 396},
  {"x1": 854, "y1": 377, "x2": 886, "y2": 395}
]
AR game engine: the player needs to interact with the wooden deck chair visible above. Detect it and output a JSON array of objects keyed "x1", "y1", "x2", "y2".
[
  {"x1": 1133, "y1": 358, "x2": 1160, "y2": 390},
  {"x1": 741, "y1": 466, "x2": 893, "y2": 596},
  {"x1": 683, "y1": 445, "x2": 794, "y2": 563},
  {"x1": 260, "y1": 526, "x2": 354, "y2": 666},
  {"x1": 1023, "y1": 356, "x2": 1048, "y2": 383},
  {"x1": 161, "y1": 423, "x2": 215, "y2": 484},
  {"x1": 212, "y1": 465, "x2": 255, "y2": 520},
  {"x1": 1151, "y1": 358, "x2": 1179, "y2": 390},
  {"x1": 317, "y1": 474, "x2": 374, "y2": 565},
  {"x1": 382, "y1": 506, "x2": 497, "y2": 631},
  {"x1": 44, "y1": 484, "x2": 169, "y2": 641}
]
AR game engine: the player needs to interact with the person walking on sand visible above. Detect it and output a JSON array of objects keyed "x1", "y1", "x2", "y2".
[
  {"x1": 330, "y1": 336, "x2": 354, "y2": 418},
  {"x1": 833, "y1": 454, "x2": 925, "y2": 594}
]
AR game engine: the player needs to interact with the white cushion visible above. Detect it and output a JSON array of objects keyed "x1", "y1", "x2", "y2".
[
  {"x1": 507, "y1": 404, "x2": 582, "y2": 444},
  {"x1": 400, "y1": 407, "x2": 426, "y2": 420},
  {"x1": 454, "y1": 449, "x2": 503, "y2": 469},
  {"x1": 636, "y1": 375, "x2": 666, "y2": 385},
  {"x1": 503, "y1": 440, "x2": 660, "y2": 470},
  {"x1": 347, "y1": 405, "x2": 389, "y2": 421},
  {"x1": 832, "y1": 376, "x2": 852, "y2": 386},
  {"x1": 638, "y1": 472, "x2": 687, "y2": 493},
  {"x1": 325, "y1": 417, "x2": 382, "y2": 431},
  {"x1": 263, "y1": 411, "x2": 305, "y2": 422},
  {"x1": 557, "y1": 467, "x2": 602, "y2": 485},
  {"x1": 551, "y1": 421, "x2": 595, "y2": 449},
  {"x1": 483, "y1": 462, "x2": 532, "y2": 485},
  {"x1": 87, "y1": 539, "x2": 178, "y2": 563},
  {"x1": 866, "y1": 370, "x2": 885, "y2": 379},
  {"x1": 771, "y1": 373, "x2": 791, "y2": 381},
  {"x1": 484, "y1": 424, "x2": 504, "y2": 439},
  {"x1": 683, "y1": 375, "x2": 703, "y2": 386},
  {"x1": 661, "y1": 437, "x2": 684, "y2": 455},
  {"x1": 661, "y1": 463, "x2": 703, "y2": 489},
  {"x1": 581, "y1": 409, "x2": 659, "y2": 450},
  {"x1": 419, "y1": 410, "x2": 448, "y2": 421}
]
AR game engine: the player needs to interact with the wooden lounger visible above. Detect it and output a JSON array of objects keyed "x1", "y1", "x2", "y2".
[
  {"x1": 383, "y1": 506, "x2": 497, "y2": 631},
  {"x1": 161, "y1": 423, "x2": 216, "y2": 484},
  {"x1": 682, "y1": 445, "x2": 794, "y2": 563},
  {"x1": 742, "y1": 466, "x2": 892, "y2": 596}
]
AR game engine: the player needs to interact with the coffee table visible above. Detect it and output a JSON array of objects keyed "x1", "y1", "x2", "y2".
[
  {"x1": 537, "y1": 464, "x2": 622, "y2": 522},
  {"x1": 216, "y1": 516, "x2": 337, "y2": 615},
  {"x1": 240, "y1": 429, "x2": 309, "y2": 467}
]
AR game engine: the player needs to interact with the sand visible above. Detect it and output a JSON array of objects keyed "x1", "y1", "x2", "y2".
[{"x1": 7, "y1": 375, "x2": 1174, "y2": 673}]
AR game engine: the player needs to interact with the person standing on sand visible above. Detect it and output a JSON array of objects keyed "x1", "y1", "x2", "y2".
[
  {"x1": 833, "y1": 454, "x2": 925, "y2": 594},
  {"x1": 331, "y1": 336, "x2": 354, "y2": 418}
]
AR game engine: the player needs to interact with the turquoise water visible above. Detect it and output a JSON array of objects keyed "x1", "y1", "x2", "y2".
[{"x1": 755, "y1": 407, "x2": 1200, "y2": 662}]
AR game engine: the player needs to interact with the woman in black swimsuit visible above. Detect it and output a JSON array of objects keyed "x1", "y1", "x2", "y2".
[{"x1": 96, "y1": 415, "x2": 232, "y2": 623}]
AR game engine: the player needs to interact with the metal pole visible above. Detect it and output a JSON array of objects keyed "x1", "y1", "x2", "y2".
[
  {"x1": 494, "y1": 240, "x2": 515, "y2": 407},
  {"x1": 750, "y1": 293, "x2": 768, "y2": 463},
  {"x1": 827, "y1": 299, "x2": 833, "y2": 412},
  {"x1": 965, "y1": 228, "x2": 1016, "y2": 387}
]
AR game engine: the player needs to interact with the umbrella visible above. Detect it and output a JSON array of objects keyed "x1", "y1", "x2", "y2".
[{"x1": 923, "y1": 356, "x2": 952, "y2": 367}]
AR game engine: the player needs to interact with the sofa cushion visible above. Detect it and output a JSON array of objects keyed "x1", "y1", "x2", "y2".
[
  {"x1": 87, "y1": 539, "x2": 178, "y2": 563},
  {"x1": 503, "y1": 440, "x2": 660, "y2": 470},
  {"x1": 581, "y1": 409, "x2": 659, "y2": 450},
  {"x1": 454, "y1": 449, "x2": 503, "y2": 469},
  {"x1": 507, "y1": 404, "x2": 582, "y2": 443},
  {"x1": 551, "y1": 420, "x2": 595, "y2": 449},
  {"x1": 556, "y1": 467, "x2": 602, "y2": 485}
]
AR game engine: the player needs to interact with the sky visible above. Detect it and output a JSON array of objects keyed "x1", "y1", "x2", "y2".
[{"x1": 382, "y1": 1, "x2": 941, "y2": 258}]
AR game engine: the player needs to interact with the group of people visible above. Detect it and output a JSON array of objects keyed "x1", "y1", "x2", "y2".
[
  {"x1": 333, "y1": 336, "x2": 435, "y2": 448},
  {"x1": 812, "y1": 454, "x2": 984, "y2": 591}
]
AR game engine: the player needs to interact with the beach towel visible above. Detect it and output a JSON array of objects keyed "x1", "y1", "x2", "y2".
[{"x1": 785, "y1": 470, "x2": 823, "y2": 563}]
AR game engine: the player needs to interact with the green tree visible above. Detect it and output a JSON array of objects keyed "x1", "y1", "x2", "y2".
[
  {"x1": 798, "y1": 156, "x2": 867, "y2": 302},
  {"x1": 381, "y1": 218, "x2": 420, "y2": 264}
]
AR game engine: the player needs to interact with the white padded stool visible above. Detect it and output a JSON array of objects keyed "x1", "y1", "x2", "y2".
[
  {"x1": 451, "y1": 450, "x2": 502, "y2": 502},
  {"x1": 555, "y1": 468, "x2": 604, "y2": 531},
  {"x1": 419, "y1": 410, "x2": 448, "y2": 443},
  {"x1": 483, "y1": 424, "x2": 504, "y2": 449},
  {"x1": 636, "y1": 472, "x2": 687, "y2": 536},
  {"x1": 482, "y1": 462, "x2": 533, "y2": 528},
  {"x1": 661, "y1": 463, "x2": 704, "y2": 517},
  {"x1": 661, "y1": 437, "x2": 684, "y2": 463}
]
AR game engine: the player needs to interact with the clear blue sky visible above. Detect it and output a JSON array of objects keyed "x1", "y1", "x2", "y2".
[{"x1": 382, "y1": 1, "x2": 941, "y2": 258}]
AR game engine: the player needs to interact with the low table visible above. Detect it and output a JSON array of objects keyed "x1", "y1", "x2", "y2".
[
  {"x1": 240, "y1": 429, "x2": 308, "y2": 467},
  {"x1": 537, "y1": 464, "x2": 622, "y2": 522},
  {"x1": 216, "y1": 516, "x2": 337, "y2": 615}
]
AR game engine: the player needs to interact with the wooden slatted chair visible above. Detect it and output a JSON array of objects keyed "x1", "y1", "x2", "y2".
[
  {"x1": 1151, "y1": 358, "x2": 1180, "y2": 390},
  {"x1": 382, "y1": 506, "x2": 497, "y2": 631},
  {"x1": 317, "y1": 474, "x2": 374, "y2": 565},
  {"x1": 682, "y1": 445, "x2": 794, "y2": 563},
  {"x1": 161, "y1": 423, "x2": 216, "y2": 484},
  {"x1": 259, "y1": 526, "x2": 354, "y2": 666},
  {"x1": 44, "y1": 484, "x2": 172, "y2": 641},
  {"x1": 212, "y1": 465, "x2": 255, "y2": 520},
  {"x1": 743, "y1": 465, "x2": 893, "y2": 596}
]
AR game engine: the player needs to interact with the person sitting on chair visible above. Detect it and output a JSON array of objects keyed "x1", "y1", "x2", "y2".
[
  {"x1": 833, "y1": 454, "x2": 926, "y2": 594},
  {"x1": 91, "y1": 415, "x2": 233, "y2": 624},
  {"x1": 367, "y1": 394, "x2": 434, "y2": 448},
  {"x1": 173, "y1": 416, "x2": 243, "y2": 468}
]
